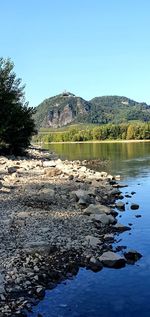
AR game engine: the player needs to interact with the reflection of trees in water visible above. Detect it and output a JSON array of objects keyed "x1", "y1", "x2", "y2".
[{"x1": 44, "y1": 142, "x2": 150, "y2": 178}]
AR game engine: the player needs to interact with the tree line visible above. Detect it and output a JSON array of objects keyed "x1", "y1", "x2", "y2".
[{"x1": 34, "y1": 122, "x2": 150, "y2": 143}]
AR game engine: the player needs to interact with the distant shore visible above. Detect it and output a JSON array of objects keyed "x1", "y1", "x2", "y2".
[{"x1": 35, "y1": 139, "x2": 150, "y2": 145}]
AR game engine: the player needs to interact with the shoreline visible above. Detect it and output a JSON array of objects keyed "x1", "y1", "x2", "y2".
[
  {"x1": 35, "y1": 139, "x2": 150, "y2": 145},
  {"x1": 0, "y1": 146, "x2": 142, "y2": 316}
]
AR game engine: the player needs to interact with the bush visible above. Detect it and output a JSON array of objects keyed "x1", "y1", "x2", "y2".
[{"x1": 0, "y1": 58, "x2": 36, "y2": 154}]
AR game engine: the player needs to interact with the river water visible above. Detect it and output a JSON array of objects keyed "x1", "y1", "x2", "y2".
[{"x1": 29, "y1": 142, "x2": 150, "y2": 317}]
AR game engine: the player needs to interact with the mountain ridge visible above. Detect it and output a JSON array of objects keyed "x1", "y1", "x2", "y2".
[{"x1": 33, "y1": 92, "x2": 150, "y2": 129}]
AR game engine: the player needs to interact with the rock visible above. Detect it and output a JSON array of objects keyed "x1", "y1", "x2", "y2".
[
  {"x1": 130, "y1": 203, "x2": 139, "y2": 210},
  {"x1": 135, "y1": 214, "x2": 141, "y2": 218},
  {"x1": 68, "y1": 175, "x2": 74, "y2": 180},
  {"x1": 91, "y1": 180, "x2": 100, "y2": 188},
  {"x1": 99, "y1": 251, "x2": 126, "y2": 268},
  {"x1": 110, "y1": 188, "x2": 121, "y2": 195},
  {"x1": 125, "y1": 194, "x2": 132, "y2": 198},
  {"x1": 131, "y1": 191, "x2": 136, "y2": 195},
  {"x1": 83, "y1": 204, "x2": 111, "y2": 216},
  {"x1": 35, "y1": 188, "x2": 55, "y2": 203},
  {"x1": 90, "y1": 213, "x2": 115, "y2": 225},
  {"x1": 115, "y1": 175, "x2": 121, "y2": 180},
  {"x1": 43, "y1": 160, "x2": 56, "y2": 167},
  {"x1": 36, "y1": 286, "x2": 45, "y2": 298},
  {"x1": 78, "y1": 197, "x2": 88, "y2": 206},
  {"x1": 24, "y1": 241, "x2": 51, "y2": 255},
  {"x1": 45, "y1": 168, "x2": 62, "y2": 177},
  {"x1": 124, "y1": 250, "x2": 142, "y2": 263},
  {"x1": 113, "y1": 223, "x2": 131, "y2": 232},
  {"x1": 7, "y1": 166, "x2": 17, "y2": 174},
  {"x1": 104, "y1": 233, "x2": 114, "y2": 242},
  {"x1": 85, "y1": 235, "x2": 101, "y2": 248},
  {"x1": 74, "y1": 190, "x2": 91, "y2": 205},
  {"x1": 115, "y1": 201, "x2": 125, "y2": 211},
  {"x1": 88, "y1": 257, "x2": 103, "y2": 272},
  {"x1": 0, "y1": 273, "x2": 4, "y2": 294},
  {"x1": 79, "y1": 166, "x2": 87, "y2": 172}
]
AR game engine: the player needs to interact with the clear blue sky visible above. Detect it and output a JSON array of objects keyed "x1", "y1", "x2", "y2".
[{"x1": 1, "y1": 0, "x2": 150, "y2": 106}]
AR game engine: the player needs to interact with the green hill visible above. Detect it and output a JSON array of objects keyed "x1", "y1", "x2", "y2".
[{"x1": 33, "y1": 92, "x2": 150, "y2": 130}]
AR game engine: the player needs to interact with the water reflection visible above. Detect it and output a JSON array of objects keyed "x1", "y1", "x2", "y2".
[
  {"x1": 28, "y1": 142, "x2": 150, "y2": 317},
  {"x1": 44, "y1": 142, "x2": 150, "y2": 180}
]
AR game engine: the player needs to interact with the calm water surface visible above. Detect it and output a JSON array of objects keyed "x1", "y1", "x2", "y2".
[{"x1": 29, "y1": 142, "x2": 150, "y2": 317}]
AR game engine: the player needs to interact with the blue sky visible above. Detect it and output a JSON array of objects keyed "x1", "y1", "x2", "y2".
[{"x1": 1, "y1": 0, "x2": 150, "y2": 106}]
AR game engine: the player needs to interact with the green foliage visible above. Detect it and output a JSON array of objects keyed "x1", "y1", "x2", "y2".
[
  {"x1": 33, "y1": 122, "x2": 150, "y2": 143},
  {"x1": 34, "y1": 93, "x2": 150, "y2": 130},
  {"x1": 0, "y1": 58, "x2": 36, "y2": 154}
]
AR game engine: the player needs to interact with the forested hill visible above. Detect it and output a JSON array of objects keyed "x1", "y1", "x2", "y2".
[{"x1": 33, "y1": 92, "x2": 150, "y2": 129}]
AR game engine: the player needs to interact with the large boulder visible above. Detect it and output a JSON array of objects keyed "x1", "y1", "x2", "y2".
[
  {"x1": 83, "y1": 204, "x2": 111, "y2": 216},
  {"x1": 99, "y1": 251, "x2": 126, "y2": 268},
  {"x1": 90, "y1": 213, "x2": 115, "y2": 225}
]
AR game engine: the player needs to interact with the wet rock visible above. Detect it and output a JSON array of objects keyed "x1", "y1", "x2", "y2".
[
  {"x1": 113, "y1": 223, "x2": 131, "y2": 232},
  {"x1": 131, "y1": 191, "x2": 136, "y2": 195},
  {"x1": 109, "y1": 188, "x2": 121, "y2": 196},
  {"x1": 88, "y1": 257, "x2": 103, "y2": 272},
  {"x1": 124, "y1": 249, "x2": 142, "y2": 263},
  {"x1": 130, "y1": 203, "x2": 139, "y2": 210},
  {"x1": 36, "y1": 286, "x2": 45, "y2": 298},
  {"x1": 135, "y1": 214, "x2": 141, "y2": 218},
  {"x1": 115, "y1": 201, "x2": 125, "y2": 211},
  {"x1": 99, "y1": 251, "x2": 126, "y2": 268}
]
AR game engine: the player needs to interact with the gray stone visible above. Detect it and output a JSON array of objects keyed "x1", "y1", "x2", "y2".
[
  {"x1": 89, "y1": 257, "x2": 103, "y2": 272},
  {"x1": 99, "y1": 251, "x2": 126, "y2": 268},
  {"x1": 83, "y1": 204, "x2": 111, "y2": 216},
  {"x1": 113, "y1": 223, "x2": 131, "y2": 232},
  {"x1": 116, "y1": 201, "x2": 125, "y2": 211},
  {"x1": 104, "y1": 233, "x2": 114, "y2": 241},
  {"x1": 24, "y1": 241, "x2": 51, "y2": 255},
  {"x1": 85, "y1": 235, "x2": 101, "y2": 248},
  {"x1": 110, "y1": 188, "x2": 121, "y2": 195},
  {"x1": 0, "y1": 273, "x2": 4, "y2": 294},
  {"x1": 90, "y1": 213, "x2": 115, "y2": 225}
]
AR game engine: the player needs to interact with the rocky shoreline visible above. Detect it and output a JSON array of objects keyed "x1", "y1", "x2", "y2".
[{"x1": 0, "y1": 147, "x2": 142, "y2": 316}]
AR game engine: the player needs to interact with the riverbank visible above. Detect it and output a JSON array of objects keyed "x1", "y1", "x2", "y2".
[
  {"x1": 34, "y1": 139, "x2": 150, "y2": 145},
  {"x1": 0, "y1": 147, "x2": 142, "y2": 316}
]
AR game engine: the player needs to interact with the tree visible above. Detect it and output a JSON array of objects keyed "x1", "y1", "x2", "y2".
[
  {"x1": 126, "y1": 124, "x2": 135, "y2": 140},
  {"x1": 0, "y1": 58, "x2": 36, "y2": 153}
]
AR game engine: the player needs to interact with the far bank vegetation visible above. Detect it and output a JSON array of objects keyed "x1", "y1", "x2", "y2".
[{"x1": 33, "y1": 122, "x2": 150, "y2": 143}]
